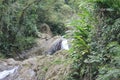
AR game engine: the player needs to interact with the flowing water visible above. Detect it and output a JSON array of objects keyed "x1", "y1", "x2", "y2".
[
  {"x1": 0, "y1": 66, "x2": 19, "y2": 79},
  {"x1": 61, "y1": 39, "x2": 69, "y2": 50}
]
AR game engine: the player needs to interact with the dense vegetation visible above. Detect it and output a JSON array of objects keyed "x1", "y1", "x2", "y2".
[
  {"x1": 0, "y1": 0, "x2": 120, "y2": 80},
  {"x1": 69, "y1": 0, "x2": 120, "y2": 80},
  {"x1": 0, "y1": 0, "x2": 72, "y2": 58}
]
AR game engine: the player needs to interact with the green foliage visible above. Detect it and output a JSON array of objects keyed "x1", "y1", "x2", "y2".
[
  {"x1": 46, "y1": 21, "x2": 66, "y2": 35},
  {"x1": 0, "y1": 0, "x2": 40, "y2": 57},
  {"x1": 91, "y1": 2, "x2": 120, "y2": 80},
  {"x1": 96, "y1": 42, "x2": 120, "y2": 80},
  {"x1": 69, "y1": 0, "x2": 120, "y2": 80}
]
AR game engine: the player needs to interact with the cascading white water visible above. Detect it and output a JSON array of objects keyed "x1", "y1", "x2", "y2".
[
  {"x1": 0, "y1": 66, "x2": 19, "y2": 79},
  {"x1": 61, "y1": 39, "x2": 69, "y2": 50}
]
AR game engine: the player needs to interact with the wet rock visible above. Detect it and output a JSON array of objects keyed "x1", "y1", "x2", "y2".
[{"x1": 46, "y1": 37, "x2": 63, "y2": 55}]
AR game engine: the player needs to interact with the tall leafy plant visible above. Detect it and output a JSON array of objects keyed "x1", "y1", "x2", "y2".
[
  {"x1": 69, "y1": 0, "x2": 120, "y2": 80},
  {"x1": 68, "y1": 0, "x2": 95, "y2": 80}
]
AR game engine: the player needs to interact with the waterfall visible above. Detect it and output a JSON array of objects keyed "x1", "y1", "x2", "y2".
[
  {"x1": 46, "y1": 37, "x2": 69, "y2": 55},
  {"x1": 61, "y1": 39, "x2": 69, "y2": 50},
  {"x1": 0, "y1": 66, "x2": 18, "y2": 79}
]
